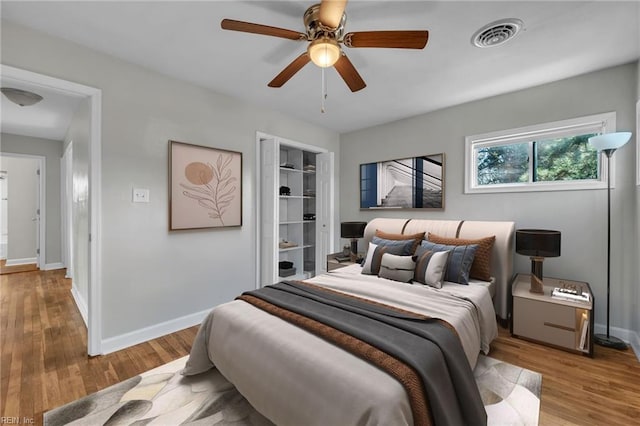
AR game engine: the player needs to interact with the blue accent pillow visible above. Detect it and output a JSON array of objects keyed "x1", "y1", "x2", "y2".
[
  {"x1": 371, "y1": 236, "x2": 416, "y2": 256},
  {"x1": 418, "y1": 241, "x2": 478, "y2": 285}
]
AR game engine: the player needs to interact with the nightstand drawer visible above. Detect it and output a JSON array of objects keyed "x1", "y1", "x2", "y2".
[{"x1": 513, "y1": 297, "x2": 576, "y2": 349}]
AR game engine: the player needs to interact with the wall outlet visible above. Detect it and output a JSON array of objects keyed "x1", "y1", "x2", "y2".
[{"x1": 132, "y1": 188, "x2": 150, "y2": 203}]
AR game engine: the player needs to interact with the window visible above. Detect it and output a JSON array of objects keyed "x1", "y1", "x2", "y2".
[{"x1": 465, "y1": 112, "x2": 617, "y2": 193}]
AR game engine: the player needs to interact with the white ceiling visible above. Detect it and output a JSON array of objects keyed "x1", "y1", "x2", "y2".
[
  {"x1": 0, "y1": 76, "x2": 84, "y2": 140},
  {"x1": 1, "y1": 1, "x2": 639, "y2": 137}
]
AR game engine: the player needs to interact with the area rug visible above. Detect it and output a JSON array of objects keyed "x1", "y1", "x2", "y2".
[{"x1": 44, "y1": 354, "x2": 541, "y2": 425}]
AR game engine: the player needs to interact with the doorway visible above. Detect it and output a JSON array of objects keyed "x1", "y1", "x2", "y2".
[
  {"x1": 0, "y1": 153, "x2": 45, "y2": 273},
  {"x1": 1, "y1": 64, "x2": 103, "y2": 355}
]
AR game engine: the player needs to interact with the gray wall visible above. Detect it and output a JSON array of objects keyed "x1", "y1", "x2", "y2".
[
  {"x1": 1, "y1": 133, "x2": 63, "y2": 266},
  {"x1": 341, "y1": 63, "x2": 638, "y2": 333},
  {"x1": 1, "y1": 21, "x2": 340, "y2": 341}
]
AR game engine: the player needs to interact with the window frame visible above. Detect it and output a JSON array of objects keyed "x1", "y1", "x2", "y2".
[{"x1": 464, "y1": 112, "x2": 617, "y2": 194}]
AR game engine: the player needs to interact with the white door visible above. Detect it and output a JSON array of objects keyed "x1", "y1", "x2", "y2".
[
  {"x1": 35, "y1": 167, "x2": 41, "y2": 268},
  {"x1": 315, "y1": 152, "x2": 334, "y2": 274},
  {"x1": 0, "y1": 171, "x2": 7, "y2": 260},
  {"x1": 260, "y1": 138, "x2": 278, "y2": 286},
  {"x1": 1, "y1": 155, "x2": 41, "y2": 267}
]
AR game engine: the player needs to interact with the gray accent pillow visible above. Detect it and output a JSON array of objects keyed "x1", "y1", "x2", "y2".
[
  {"x1": 378, "y1": 253, "x2": 416, "y2": 283},
  {"x1": 371, "y1": 236, "x2": 417, "y2": 256},
  {"x1": 419, "y1": 241, "x2": 478, "y2": 285}
]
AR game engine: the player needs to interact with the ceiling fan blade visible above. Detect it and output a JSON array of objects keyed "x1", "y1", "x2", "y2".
[
  {"x1": 319, "y1": 0, "x2": 348, "y2": 29},
  {"x1": 221, "y1": 19, "x2": 306, "y2": 41},
  {"x1": 343, "y1": 31, "x2": 429, "y2": 49},
  {"x1": 333, "y1": 54, "x2": 366, "y2": 92},
  {"x1": 268, "y1": 53, "x2": 311, "y2": 88}
]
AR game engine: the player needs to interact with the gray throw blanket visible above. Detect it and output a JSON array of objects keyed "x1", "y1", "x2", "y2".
[{"x1": 241, "y1": 281, "x2": 487, "y2": 426}]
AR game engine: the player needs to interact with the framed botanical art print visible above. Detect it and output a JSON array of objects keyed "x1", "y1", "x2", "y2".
[
  {"x1": 169, "y1": 140, "x2": 242, "y2": 230},
  {"x1": 360, "y1": 153, "x2": 445, "y2": 210}
]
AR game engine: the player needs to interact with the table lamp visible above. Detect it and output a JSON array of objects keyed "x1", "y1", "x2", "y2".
[
  {"x1": 340, "y1": 221, "x2": 367, "y2": 261},
  {"x1": 516, "y1": 229, "x2": 561, "y2": 294}
]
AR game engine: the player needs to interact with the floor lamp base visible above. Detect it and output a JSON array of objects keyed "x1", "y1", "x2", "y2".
[{"x1": 594, "y1": 333, "x2": 628, "y2": 350}]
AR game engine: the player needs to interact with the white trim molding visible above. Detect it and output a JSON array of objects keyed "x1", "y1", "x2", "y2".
[
  {"x1": 44, "y1": 262, "x2": 65, "y2": 271},
  {"x1": 634, "y1": 100, "x2": 640, "y2": 186},
  {"x1": 70, "y1": 285, "x2": 88, "y2": 327},
  {"x1": 5, "y1": 257, "x2": 37, "y2": 266},
  {"x1": 594, "y1": 322, "x2": 640, "y2": 361},
  {"x1": 100, "y1": 308, "x2": 210, "y2": 355}
]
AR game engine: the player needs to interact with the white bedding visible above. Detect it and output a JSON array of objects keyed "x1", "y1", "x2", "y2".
[
  {"x1": 185, "y1": 264, "x2": 498, "y2": 426},
  {"x1": 307, "y1": 264, "x2": 498, "y2": 366}
]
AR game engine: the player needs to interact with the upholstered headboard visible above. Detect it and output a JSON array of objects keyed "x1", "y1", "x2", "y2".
[{"x1": 363, "y1": 218, "x2": 515, "y2": 320}]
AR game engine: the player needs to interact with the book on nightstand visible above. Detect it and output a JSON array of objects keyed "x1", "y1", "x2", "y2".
[
  {"x1": 578, "y1": 312, "x2": 589, "y2": 350},
  {"x1": 551, "y1": 287, "x2": 590, "y2": 303}
]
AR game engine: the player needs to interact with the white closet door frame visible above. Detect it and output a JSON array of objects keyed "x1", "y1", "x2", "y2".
[
  {"x1": 255, "y1": 132, "x2": 334, "y2": 288},
  {"x1": 316, "y1": 152, "x2": 334, "y2": 274}
]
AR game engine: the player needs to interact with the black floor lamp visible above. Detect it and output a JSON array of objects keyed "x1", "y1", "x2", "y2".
[{"x1": 588, "y1": 131, "x2": 632, "y2": 350}]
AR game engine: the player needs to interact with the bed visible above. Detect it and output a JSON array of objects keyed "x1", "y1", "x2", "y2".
[{"x1": 183, "y1": 218, "x2": 515, "y2": 426}]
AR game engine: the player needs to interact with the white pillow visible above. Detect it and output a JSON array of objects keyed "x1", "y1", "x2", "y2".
[
  {"x1": 378, "y1": 253, "x2": 416, "y2": 283},
  {"x1": 414, "y1": 250, "x2": 450, "y2": 288},
  {"x1": 361, "y1": 242, "x2": 379, "y2": 275}
]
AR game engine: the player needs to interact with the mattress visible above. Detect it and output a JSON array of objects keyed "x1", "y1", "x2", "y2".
[{"x1": 184, "y1": 264, "x2": 497, "y2": 426}]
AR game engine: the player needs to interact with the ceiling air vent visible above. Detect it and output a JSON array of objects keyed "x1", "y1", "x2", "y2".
[{"x1": 471, "y1": 18, "x2": 524, "y2": 48}]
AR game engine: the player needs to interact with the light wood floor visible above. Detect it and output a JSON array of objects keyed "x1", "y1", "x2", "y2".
[
  {"x1": 0, "y1": 259, "x2": 38, "y2": 275},
  {"x1": 1, "y1": 268, "x2": 639, "y2": 425}
]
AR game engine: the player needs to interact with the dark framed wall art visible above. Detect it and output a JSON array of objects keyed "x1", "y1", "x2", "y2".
[
  {"x1": 169, "y1": 140, "x2": 242, "y2": 230},
  {"x1": 360, "y1": 153, "x2": 445, "y2": 210}
]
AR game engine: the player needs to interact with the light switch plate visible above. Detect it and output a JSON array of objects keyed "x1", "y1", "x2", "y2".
[{"x1": 132, "y1": 188, "x2": 150, "y2": 203}]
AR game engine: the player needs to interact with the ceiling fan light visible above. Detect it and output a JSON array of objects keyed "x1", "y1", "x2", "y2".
[
  {"x1": 1, "y1": 87, "x2": 44, "y2": 107},
  {"x1": 308, "y1": 37, "x2": 341, "y2": 68}
]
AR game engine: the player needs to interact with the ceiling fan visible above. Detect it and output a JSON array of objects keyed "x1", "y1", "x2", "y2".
[{"x1": 221, "y1": 0, "x2": 429, "y2": 92}]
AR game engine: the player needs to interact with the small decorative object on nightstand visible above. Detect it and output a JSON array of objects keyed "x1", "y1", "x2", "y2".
[
  {"x1": 511, "y1": 274, "x2": 594, "y2": 356},
  {"x1": 515, "y1": 229, "x2": 561, "y2": 294},
  {"x1": 327, "y1": 252, "x2": 359, "y2": 272}
]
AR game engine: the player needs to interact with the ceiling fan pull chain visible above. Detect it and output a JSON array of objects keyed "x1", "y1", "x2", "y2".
[{"x1": 321, "y1": 67, "x2": 327, "y2": 113}]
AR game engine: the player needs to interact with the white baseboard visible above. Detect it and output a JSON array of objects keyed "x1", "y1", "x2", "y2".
[
  {"x1": 594, "y1": 322, "x2": 640, "y2": 361},
  {"x1": 100, "y1": 308, "x2": 210, "y2": 355},
  {"x1": 70, "y1": 285, "x2": 88, "y2": 327},
  {"x1": 44, "y1": 262, "x2": 65, "y2": 271},
  {"x1": 5, "y1": 257, "x2": 37, "y2": 266}
]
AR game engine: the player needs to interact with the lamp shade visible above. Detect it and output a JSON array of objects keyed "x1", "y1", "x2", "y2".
[
  {"x1": 340, "y1": 221, "x2": 367, "y2": 239},
  {"x1": 588, "y1": 132, "x2": 632, "y2": 151},
  {"x1": 515, "y1": 229, "x2": 561, "y2": 257}
]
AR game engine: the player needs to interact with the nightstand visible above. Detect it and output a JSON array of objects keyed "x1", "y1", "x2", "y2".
[
  {"x1": 511, "y1": 274, "x2": 594, "y2": 357},
  {"x1": 326, "y1": 252, "x2": 360, "y2": 272}
]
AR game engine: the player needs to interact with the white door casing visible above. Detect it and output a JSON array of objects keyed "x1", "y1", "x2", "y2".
[
  {"x1": 0, "y1": 64, "x2": 103, "y2": 356},
  {"x1": 316, "y1": 152, "x2": 334, "y2": 274},
  {"x1": 260, "y1": 137, "x2": 278, "y2": 286}
]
